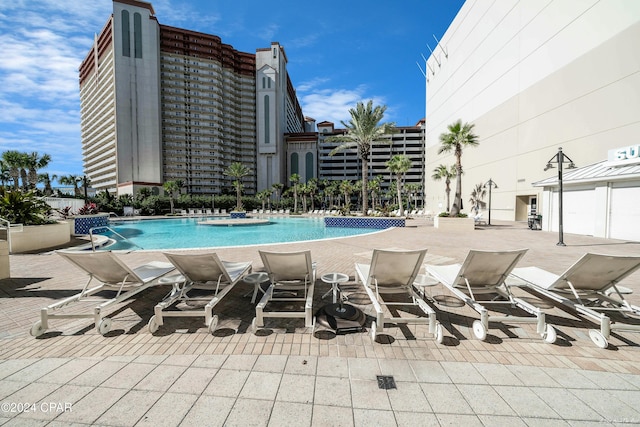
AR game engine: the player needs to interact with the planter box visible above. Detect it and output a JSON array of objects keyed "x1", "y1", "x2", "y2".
[
  {"x1": 72, "y1": 213, "x2": 110, "y2": 235},
  {"x1": 433, "y1": 216, "x2": 475, "y2": 232},
  {"x1": 324, "y1": 216, "x2": 405, "y2": 229},
  {"x1": 8, "y1": 221, "x2": 71, "y2": 253},
  {"x1": 0, "y1": 240, "x2": 9, "y2": 278},
  {"x1": 230, "y1": 211, "x2": 247, "y2": 219}
]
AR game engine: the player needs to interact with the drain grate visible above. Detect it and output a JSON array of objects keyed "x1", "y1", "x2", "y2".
[{"x1": 376, "y1": 375, "x2": 397, "y2": 390}]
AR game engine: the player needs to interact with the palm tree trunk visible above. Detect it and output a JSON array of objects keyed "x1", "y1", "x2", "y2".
[
  {"x1": 396, "y1": 179, "x2": 404, "y2": 216},
  {"x1": 451, "y1": 162, "x2": 462, "y2": 216},
  {"x1": 361, "y1": 159, "x2": 368, "y2": 215}
]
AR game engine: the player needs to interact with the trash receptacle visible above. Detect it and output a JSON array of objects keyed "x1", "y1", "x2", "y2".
[{"x1": 528, "y1": 214, "x2": 542, "y2": 230}]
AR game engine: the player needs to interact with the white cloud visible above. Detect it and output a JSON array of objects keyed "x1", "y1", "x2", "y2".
[
  {"x1": 299, "y1": 86, "x2": 388, "y2": 127},
  {"x1": 0, "y1": 1, "x2": 108, "y2": 175}
]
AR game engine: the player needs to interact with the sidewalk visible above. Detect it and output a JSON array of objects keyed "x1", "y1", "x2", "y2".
[{"x1": 1, "y1": 219, "x2": 640, "y2": 425}]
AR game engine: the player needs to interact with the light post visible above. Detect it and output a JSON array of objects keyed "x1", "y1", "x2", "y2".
[
  {"x1": 483, "y1": 179, "x2": 498, "y2": 225},
  {"x1": 544, "y1": 147, "x2": 576, "y2": 246}
]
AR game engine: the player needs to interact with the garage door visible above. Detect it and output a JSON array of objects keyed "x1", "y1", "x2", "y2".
[
  {"x1": 562, "y1": 189, "x2": 596, "y2": 236},
  {"x1": 609, "y1": 185, "x2": 640, "y2": 241}
]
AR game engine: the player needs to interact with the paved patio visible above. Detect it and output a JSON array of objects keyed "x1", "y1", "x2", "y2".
[{"x1": 1, "y1": 218, "x2": 640, "y2": 426}]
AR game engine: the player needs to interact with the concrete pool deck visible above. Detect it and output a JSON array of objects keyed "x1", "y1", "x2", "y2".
[{"x1": 1, "y1": 217, "x2": 640, "y2": 425}]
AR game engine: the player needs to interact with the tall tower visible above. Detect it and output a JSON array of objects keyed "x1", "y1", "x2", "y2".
[
  {"x1": 79, "y1": 0, "x2": 163, "y2": 195},
  {"x1": 255, "y1": 42, "x2": 304, "y2": 192}
]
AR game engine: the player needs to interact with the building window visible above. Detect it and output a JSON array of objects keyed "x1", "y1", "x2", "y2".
[
  {"x1": 134, "y1": 12, "x2": 142, "y2": 58},
  {"x1": 305, "y1": 152, "x2": 314, "y2": 181},
  {"x1": 264, "y1": 95, "x2": 270, "y2": 144},
  {"x1": 121, "y1": 10, "x2": 130, "y2": 57},
  {"x1": 291, "y1": 153, "x2": 299, "y2": 175}
]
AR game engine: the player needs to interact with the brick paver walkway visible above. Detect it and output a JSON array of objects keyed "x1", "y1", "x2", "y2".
[{"x1": 1, "y1": 218, "x2": 639, "y2": 425}]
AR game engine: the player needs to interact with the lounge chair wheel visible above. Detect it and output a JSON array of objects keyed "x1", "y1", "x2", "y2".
[
  {"x1": 435, "y1": 322, "x2": 444, "y2": 344},
  {"x1": 370, "y1": 321, "x2": 377, "y2": 340},
  {"x1": 30, "y1": 321, "x2": 45, "y2": 337},
  {"x1": 148, "y1": 315, "x2": 159, "y2": 334},
  {"x1": 589, "y1": 329, "x2": 609, "y2": 349},
  {"x1": 542, "y1": 324, "x2": 557, "y2": 344},
  {"x1": 98, "y1": 318, "x2": 112, "y2": 335},
  {"x1": 208, "y1": 315, "x2": 219, "y2": 333},
  {"x1": 472, "y1": 320, "x2": 487, "y2": 341}
]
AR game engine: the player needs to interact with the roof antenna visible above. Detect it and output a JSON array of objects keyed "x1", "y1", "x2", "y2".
[
  {"x1": 421, "y1": 53, "x2": 435, "y2": 75},
  {"x1": 433, "y1": 34, "x2": 448, "y2": 58},
  {"x1": 426, "y1": 44, "x2": 441, "y2": 67}
]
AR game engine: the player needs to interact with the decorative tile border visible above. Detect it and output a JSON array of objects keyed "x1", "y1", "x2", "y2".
[
  {"x1": 230, "y1": 211, "x2": 247, "y2": 219},
  {"x1": 324, "y1": 216, "x2": 405, "y2": 229},
  {"x1": 73, "y1": 214, "x2": 109, "y2": 235}
]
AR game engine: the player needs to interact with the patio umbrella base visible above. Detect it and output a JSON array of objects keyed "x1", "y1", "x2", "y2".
[{"x1": 315, "y1": 303, "x2": 366, "y2": 333}]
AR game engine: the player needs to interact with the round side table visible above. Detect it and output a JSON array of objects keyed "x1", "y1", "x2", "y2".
[
  {"x1": 321, "y1": 272, "x2": 350, "y2": 304},
  {"x1": 244, "y1": 272, "x2": 270, "y2": 303}
]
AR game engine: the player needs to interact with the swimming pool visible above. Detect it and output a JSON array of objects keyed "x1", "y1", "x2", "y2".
[{"x1": 99, "y1": 216, "x2": 382, "y2": 251}]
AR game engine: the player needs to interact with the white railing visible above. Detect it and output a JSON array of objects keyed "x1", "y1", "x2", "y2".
[{"x1": 43, "y1": 197, "x2": 86, "y2": 212}]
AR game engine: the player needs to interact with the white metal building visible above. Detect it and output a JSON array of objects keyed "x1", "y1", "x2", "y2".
[
  {"x1": 536, "y1": 144, "x2": 640, "y2": 241},
  {"x1": 424, "y1": 0, "x2": 640, "y2": 225}
]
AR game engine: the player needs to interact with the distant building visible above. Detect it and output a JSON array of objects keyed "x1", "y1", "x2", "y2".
[
  {"x1": 79, "y1": 0, "x2": 300, "y2": 196},
  {"x1": 286, "y1": 119, "x2": 425, "y2": 208},
  {"x1": 79, "y1": 0, "x2": 425, "y2": 205}
]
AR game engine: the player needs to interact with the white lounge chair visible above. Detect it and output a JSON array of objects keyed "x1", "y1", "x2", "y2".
[
  {"x1": 426, "y1": 249, "x2": 557, "y2": 343},
  {"x1": 123, "y1": 206, "x2": 134, "y2": 217},
  {"x1": 356, "y1": 249, "x2": 443, "y2": 342},
  {"x1": 148, "y1": 252, "x2": 252, "y2": 334},
  {"x1": 30, "y1": 251, "x2": 175, "y2": 337},
  {"x1": 510, "y1": 253, "x2": 640, "y2": 348},
  {"x1": 253, "y1": 250, "x2": 316, "y2": 331}
]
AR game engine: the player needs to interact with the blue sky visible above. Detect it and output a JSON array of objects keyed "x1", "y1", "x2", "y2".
[{"x1": 0, "y1": 0, "x2": 464, "y2": 181}]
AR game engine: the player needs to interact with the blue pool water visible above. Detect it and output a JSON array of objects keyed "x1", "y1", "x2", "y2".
[{"x1": 100, "y1": 216, "x2": 381, "y2": 251}]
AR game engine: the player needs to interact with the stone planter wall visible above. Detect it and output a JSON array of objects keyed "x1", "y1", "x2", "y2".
[
  {"x1": 0, "y1": 240, "x2": 9, "y2": 278},
  {"x1": 72, "y1": 213, "x2": 110, "y2": 235},
  {"x1": 433, "y1": 216, "x2": 475, "y2": 232},
  {"x1": 324, "y1": 216, "x2": 405, "y2": 229},
  {"x1": 8, "y1": 221, "x2": 71, "y2": 254}
]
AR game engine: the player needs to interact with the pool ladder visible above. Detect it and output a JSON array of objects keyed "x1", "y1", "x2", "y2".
[{"x1": 89, "y1": 226, "x2": 145, "y2": 252}]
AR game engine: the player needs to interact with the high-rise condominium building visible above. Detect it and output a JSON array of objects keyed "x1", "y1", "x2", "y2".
[
  {"x1": 79, "y1": 0, "x2": 302, "y2": 196},
  {"x1": 314, "y1": 120, "x2": 426, "y2": 207}
]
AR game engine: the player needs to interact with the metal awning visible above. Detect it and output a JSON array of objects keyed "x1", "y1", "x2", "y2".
[{"x1": 533, "y1": 160, "x2": 640, "y2": 188}]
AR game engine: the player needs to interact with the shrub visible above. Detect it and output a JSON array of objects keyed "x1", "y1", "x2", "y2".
[
  {"x1": 438, "y1": 212, "x2": 468, "y2": 218},
  {"x1": 77, "y1": 203, "x2": 99, "y2": 215},
  {"x1": 0, "y1": 188, "x2": 54, "y2": 225}
]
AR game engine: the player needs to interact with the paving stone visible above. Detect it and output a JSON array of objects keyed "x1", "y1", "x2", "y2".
[
  {"x1": 268, "y1": 401, "x2": 312, "y2": 427},
  {"x1": 276, "y1": 374, "x2": 314, "y2": 404}
]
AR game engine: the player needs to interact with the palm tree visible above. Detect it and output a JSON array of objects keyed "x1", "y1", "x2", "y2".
[
  {"x1": 289, "y1": 173, "x2": 300, "y2": 213},
  {"x1": 339, "y1": 180, "x2": 354, "y2": 208},
  {"x1": 438, "y1": 120, "x2": 479, "y2": 216},
  {"x1": 163, "y1": 180, "x2": 180, "y2": 214},
  {"x1": 1, "y1": 150, "x2": 24, "y2": 189},
  {"x1": 431, "y1": 164, "x2": 457, "y2": 213},
  {"x1": 0, "y1": 160, "x2": 11, "y2": 188},
  {"x1": 469, "y1": 183, "x2": 487, "y2": 214},
  {"x1": 326, "y1": 180, "x2": 340, "y2": 208},
  {"x1": 299, "y1": 182, "x2": 310, "y2": 213},
  {"x1": 257, "y1": 189, "x2": 271, "y2": 210},
  {"x1": 272, "y1": 183, "x2": 284, "y2": 209},
  {"x1": 26, "y1": 152, "x2": 52, "y2": 190},
  {"x1": 306, "y1": 178, "x2": 318, "y2": 211},
  {"x1": 58, "y1": 174, "x2": 81, "y2": 197},
  {"x1": 328, "y1": 100, "x2": 395, "y2": 215},
  {"x1": 405, "y1": 183, "x2": 420, "y2": 212},
  {"x1": 386, "y1": 154, "x2": 412, "y2": 217},
  {"x1": 224, "y1": 162, "x2": 251, "y2": 211},
  {"x1": 38, "y1": 173, "x2": 57, "y2": 196},
  {"x1": 368, "y1": 175, "x2": 382, "y2": 212}
]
